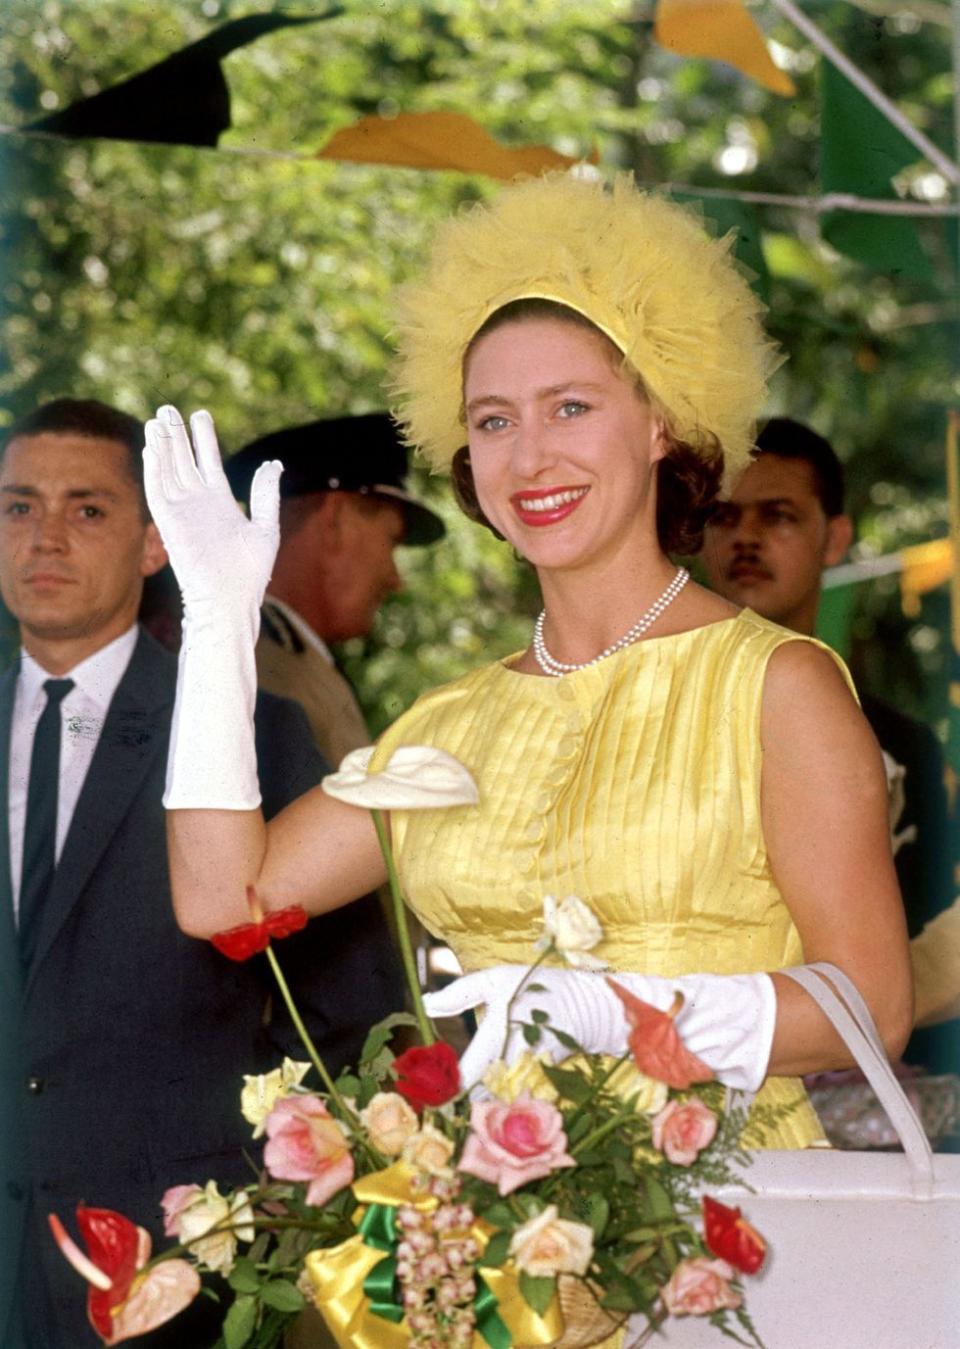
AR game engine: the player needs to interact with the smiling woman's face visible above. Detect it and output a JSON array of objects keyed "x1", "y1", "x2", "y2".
[{"x1": 462, "y1": 315, "x2": 665, "y2": 574}]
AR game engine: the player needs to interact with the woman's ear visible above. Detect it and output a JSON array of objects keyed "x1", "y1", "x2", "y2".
[{"x1": 649, "y1": 415, "x2": 670, "y2": 467}]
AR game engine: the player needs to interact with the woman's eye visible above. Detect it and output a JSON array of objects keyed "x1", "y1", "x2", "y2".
[
  {"x1": 478, "y1": 415, "x2": 509, "y2": 432},
  {"x1": 558, "y1": 401, "x2": 588, "y2": 418},
  {"x1": 79, "y1": 505, "x2": 104, "y2": 519},
  {"x1": 5, "y1": 502, "x2": 30, "y2": 517}
]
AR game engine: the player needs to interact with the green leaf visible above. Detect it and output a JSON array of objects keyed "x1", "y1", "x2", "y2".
[
  {"x1": 479, "y1": 1202, "x2": 515, "y2": 1227},
  {"x1": 480, "y1": 1229, "x2": 512, "y2": 1268},
  {"x1": 519, "y1": 1272, "x2": 556, "y2": 1317},
  {"x1": 522, "y1": 1023, "x2": 541, "y2": 1046},
  {"x1": 599, "y1": 1286, "x2": 639, "y2": 1313},
  {"x1": 584, "y1": 1193, "x2": 609, "y2": 1238},
  {"x1": 260, "y1": 1280, "x2": 306, "y2": 1313},
  {"x1": 530, "y1": 1009, "x2": 549, "y2": 1024},
  {"x1": 542, "y1": 1065, "x2": 592, "y2": 1105},
  {"x1": 644, "y1": 1176, "x2": 674, "y2": 1222},
  {"x1": 222, "y1": 1295, "x2": 258, "y2": 1349},
  {"x1": 360, "y1": 1012, "x2": 418, "y2": 1065},
  {"x1": 549, "y1": 1028, "x2": 582, "y2": 1052},
  {"x1": 227, "y1": 1258, "x2": 261, "y2": 1295},
  {"x1": 335, "y1": 1073, "x2": 361, "y2": 1097}
]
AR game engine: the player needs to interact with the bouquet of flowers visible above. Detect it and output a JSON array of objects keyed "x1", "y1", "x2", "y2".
[{"x1": 50, "y1": 747, "x2": 771, "y2": 1349}]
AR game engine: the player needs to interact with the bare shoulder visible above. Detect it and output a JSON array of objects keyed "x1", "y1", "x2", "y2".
[{"x1": 760, "y1": 637, "x2": 881, "y2": 777}]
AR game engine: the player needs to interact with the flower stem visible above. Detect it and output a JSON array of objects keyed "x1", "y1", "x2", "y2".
[
  {"x1": 265, "y1": 945, "x2": 353, "y2": 1117},
  {"x1": 371, "y1": 809, "x2": 435, "y2": 1045}
]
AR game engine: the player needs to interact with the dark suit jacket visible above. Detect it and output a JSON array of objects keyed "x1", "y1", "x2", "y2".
[{"x1": 0, "y1": 629, "x2": 403, "y2": 1348}]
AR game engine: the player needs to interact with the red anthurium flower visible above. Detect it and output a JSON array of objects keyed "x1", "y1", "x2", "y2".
[
  {"x1": 211, "y1": 886, "x2": 309, "y2": 962},
  {"x1": 607, "y1": 980, "x2": 715, "y2": 1090},
  {"x1": 702, "y1": 1195, "x2": 767, "y2": 1275},
  {"x1": 49, "y1": 1206, "x2": 200, "y2": 1344},
  {"x1": 393, "y1": 1041, "x2": 461, "y2": 1108}
]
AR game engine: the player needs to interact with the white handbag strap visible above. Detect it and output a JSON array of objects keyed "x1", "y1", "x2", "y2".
[{"x1": 782, "y1": 962, "x2": 934, "y2": 1194}]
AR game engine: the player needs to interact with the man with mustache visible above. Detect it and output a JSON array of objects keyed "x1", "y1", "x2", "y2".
[
  {"x1": 0, "y1": 397, "x2": 402, "y2": 1348},
  {"x1": 704, "y1": 416, "x2": 954, "y2": 1073}
]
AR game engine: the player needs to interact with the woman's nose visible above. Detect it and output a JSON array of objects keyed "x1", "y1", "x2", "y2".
[{"x1": 511, "y1": 419, "x2": 555, "y2": 478}]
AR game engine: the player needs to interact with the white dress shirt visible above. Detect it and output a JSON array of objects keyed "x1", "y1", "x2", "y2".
[{"x1": 8, "y1": 624, "x2": 139, "y2": 919}]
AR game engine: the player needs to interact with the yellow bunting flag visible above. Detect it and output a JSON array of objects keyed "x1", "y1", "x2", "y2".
[
  {"x1": 899, "y1": 538, "x2": 954, "y2": 618},
  {"x1": 653, "y1": 0, "x2": 796, "y2": 96},
  {"x1": 316, "y1": 110, "x2": 595, "y2": 179}
]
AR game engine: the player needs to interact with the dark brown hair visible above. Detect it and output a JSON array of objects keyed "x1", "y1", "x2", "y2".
[
  {"x1": 456, "y1": 300, "x2": 724, "y2": 556},
  {"x1": 2, "y1": 397, "x2": 149, "y2": 519}
]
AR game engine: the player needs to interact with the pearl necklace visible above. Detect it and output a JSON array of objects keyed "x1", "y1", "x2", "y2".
[{"x1": 532, "y1": 567, "x2": 690, "y2": 677}]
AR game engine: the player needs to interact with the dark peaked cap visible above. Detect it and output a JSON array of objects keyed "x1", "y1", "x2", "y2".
[{"x1": 226, "y1": 413, "x2": 445, "y2": 547}]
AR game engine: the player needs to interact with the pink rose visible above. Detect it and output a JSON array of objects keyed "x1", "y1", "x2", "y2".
[
  {"x1": 458, "y1": 1094, "x2": 574, "y2": 1196},
  {"x1": 661, "y1": 1257, "x2": 742, "y2": 1317},
  {"x1": 264, "y1": 1095, "x2": 354, "y2": 1206},
  {"x1": 160, "y1": 1184, "x2": 202, "y2": 1238},
  {"x1": 651, "y1": 1098, "x2": 718, "y2": 1166}
]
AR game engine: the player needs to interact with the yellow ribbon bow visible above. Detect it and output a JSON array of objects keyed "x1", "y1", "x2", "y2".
[{"x1": 305, "y1": 1162, "x2": 564, "y2": 1348}]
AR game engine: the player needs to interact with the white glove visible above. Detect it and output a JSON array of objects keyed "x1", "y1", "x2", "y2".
[
  {"x1": 423, "y1": 965, "x2": 776, "y2": 1094},
  {"x1": 143, "y1": 405, "x2": 282, "y2": 809}
]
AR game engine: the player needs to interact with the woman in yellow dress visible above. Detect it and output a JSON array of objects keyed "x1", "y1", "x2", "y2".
[{"x1": 143, "y1": 174, "x2": 911, "y2": 1156}]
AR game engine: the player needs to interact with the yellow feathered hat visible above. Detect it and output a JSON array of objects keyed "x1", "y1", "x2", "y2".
[{"x1": 390, "y1": 172, "x2": 780, "y2": 487}]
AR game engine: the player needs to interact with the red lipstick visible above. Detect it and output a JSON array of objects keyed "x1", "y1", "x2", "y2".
[{"x1": 510, "y1": 485, "x2": 589, "y2": 528}]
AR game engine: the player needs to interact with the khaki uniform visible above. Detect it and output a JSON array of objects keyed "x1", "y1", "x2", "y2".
[{"x1": 256, "y1": 599, "x2": 370, "y2": 770}]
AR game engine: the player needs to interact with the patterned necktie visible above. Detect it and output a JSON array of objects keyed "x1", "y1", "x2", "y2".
[{"x1": 18, "y1": 677, "x2": 75, "y2": 966}]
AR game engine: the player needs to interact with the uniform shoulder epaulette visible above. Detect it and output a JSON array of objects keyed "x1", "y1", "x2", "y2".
[{"x1": 261, "y1": 603, "x2": 305, "y2": 654}]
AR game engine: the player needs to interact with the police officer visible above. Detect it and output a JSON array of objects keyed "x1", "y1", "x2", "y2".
[{"x1": 226, "y1": 412, "x2": 444, "y2": 766}]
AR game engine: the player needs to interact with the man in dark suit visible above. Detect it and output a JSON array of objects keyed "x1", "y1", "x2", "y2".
[{"x1": 0, "y1": 399, "x2": 402, "y2": 1348}]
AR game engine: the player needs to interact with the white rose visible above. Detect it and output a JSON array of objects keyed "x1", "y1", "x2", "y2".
[
  {"x1": 177, "y1": 1181, "x2": 255, "y2": 1275},
  {"x1": 402, "y1": 1124, "x2": 456, "y2": 1177},
  {"x1": 538, "y1": 894, "x2": 607, "y2": 970},
  {"x1": 508, "y1": 1205, "x2": 594, "y2": 1278},
  {"x1": 321, "y1": 745, "x2": 478, "y2": 811},
  {"x1": 360, "y1": 1092, "x2": 419, "y2": 1156},
  {"x1": 240, "y1": 1058, "x2": 311, "y2": 1138}
]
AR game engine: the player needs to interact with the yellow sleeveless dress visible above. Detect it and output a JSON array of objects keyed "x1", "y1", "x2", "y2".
[{"x1": 375, "y1": 609, "x2": 851, "y2": 1151}]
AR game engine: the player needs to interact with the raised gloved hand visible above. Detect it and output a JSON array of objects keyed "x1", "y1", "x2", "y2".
[
  {"x1": 423, "y1": 964, "x2": 776, "y2": 1094},
  {"x1": 142, "y1": 405, "x2": 282, "y2": 810},
  {"x1": 143, "y1": 406, "x2": 281, "y2": 610}
]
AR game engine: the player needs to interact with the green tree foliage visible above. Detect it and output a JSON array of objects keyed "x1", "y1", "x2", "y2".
[{"x1": 0, "y1": 0, "x2": 955, "y2": 728}]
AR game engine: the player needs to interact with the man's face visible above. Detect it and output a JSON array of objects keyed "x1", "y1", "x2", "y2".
[
  {"x1": 0, "y1": 431, "x2": 166, "y2": 663},
  {"x1": 325, "y1": 495, "x2": 405, "y2": 642},
  {"x1": 703, "y1": 455, "x2": 852, "y2": 634}
]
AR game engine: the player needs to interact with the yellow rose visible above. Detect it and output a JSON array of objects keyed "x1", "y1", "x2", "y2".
[
  {"x1": 483, "y1": 1052, "x2": 558, "y2": 1104},
  {"x1": 178, "y1": 1182, "x2": 255, "y2": 1275},
  {"x1": 360, "y1": 1092, "x2": 419, "y2": 1156},
  {"x1": 402, "y1": 1124, "x2": 456, "y2": 1177},
  {"x1": 605, "y1": 1059, "x2": 669, "y2": 1116},
  {"x1": 509, "y1": 1205, "x2": 594, "y2": 1278},
  {"x1": 240, "y1": 1058, "x2": 311, "y2": 1138}
]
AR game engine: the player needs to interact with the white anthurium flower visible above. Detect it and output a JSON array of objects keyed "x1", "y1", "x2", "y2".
[
  {"x1": 321, "y1": 745, "x2": 479, "y2": 811},
  {"x1": 537, "y1": 894, "x2": 608, "y2": 970}
]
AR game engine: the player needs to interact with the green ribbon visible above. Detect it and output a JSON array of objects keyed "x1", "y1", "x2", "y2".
[
  {"x1": 360, "y1": 1203, "x2": 404, "y2": 1324},
  {"x1": 358, "y1": 1202, "x2": 513, "y2": 1344},
  {"x1": 474, "y1": 1273, "x2": 512, "y2": 1349}
]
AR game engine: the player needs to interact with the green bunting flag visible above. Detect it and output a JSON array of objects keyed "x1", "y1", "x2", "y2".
[{"x1": 819, "y1": 61, "x2": 931, "y2": 281}]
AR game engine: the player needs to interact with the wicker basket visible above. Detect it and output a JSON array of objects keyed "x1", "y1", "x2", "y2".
[{"x1": 551, "y1": 1275, "x2": 628, "y2": 1349}]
